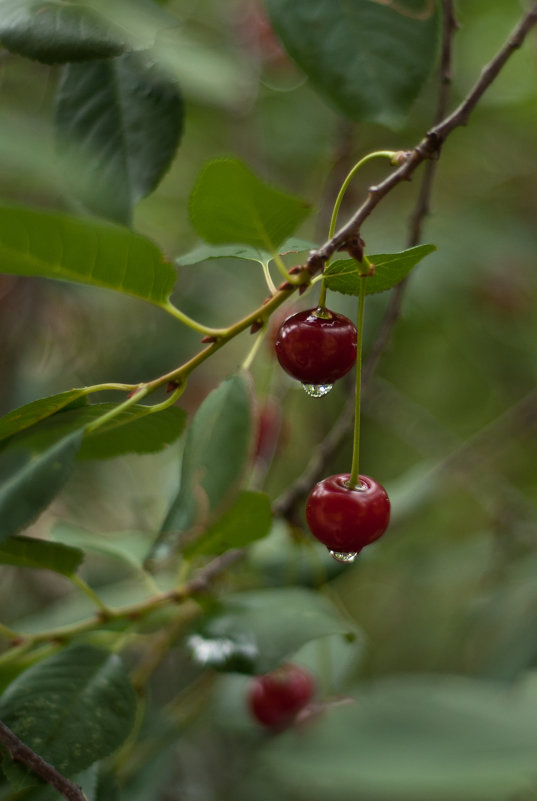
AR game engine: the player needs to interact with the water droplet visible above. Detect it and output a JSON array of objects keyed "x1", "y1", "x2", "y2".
[
  {"x1": 329, "y1": 550, "x2": 358, "y2": 564},
  {"x1": 302, "y1": 383, "x2": 333, "y2": 398}
]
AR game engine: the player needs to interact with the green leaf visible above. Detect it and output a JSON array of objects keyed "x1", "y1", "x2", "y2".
[
  {"x1": 52, "y1": 523, "x2": 150, "y2": 572},
  {"x1": 0, "y1": 431, "x2": 83, "y2": 542},
  {"x1": 189, "y1": 157, "x2": 311, "y2": 251},
  {"x1": 259, "y1": 674, "x2": 537, "y2": 801},
  {"x1": 0, "y1": 645, "x2": 136, "y2": 781},
  {"x1": 0, "y1": 206, "x2": 176, "y2": 306},
  {"x1": 189, "y1": 587, "x2": 358, "y2": 674},
  {"x1": 324, "y1": 244, "x2": 437, "y2": 296},
  {"x1": 177, "y1": 237, "x2": 315, "y2": 267},
  {"x1": 160, "y1": 373, "x2": 254, "y2": 538},
  {"x1": 0, "y1": 536, "x2": 83, "y2": 576},
  {"x1": 178, "y1": 242, "x2": 271, "y2": 267},
  {"x1": 0, "y1": 390, "x2": 89, "y2": 444},
  {"x1": 0, "y1": 0, "x2": 172, "y2": 64},
  {"x1": 78, "y1": 405, "x2": 186, "y2": 460},
  {"x1": 265, "y1": 0, "x2": 440, "y2": 128},
  {"x1": 55, "y1": 52, "x2": 184, "y2": 225},
  {"x1": 183, "y1": 490, "x2": 272, "y2": 558},
  {"x1": 0, "y1": 404, "x2": 186, "y2": 462}
]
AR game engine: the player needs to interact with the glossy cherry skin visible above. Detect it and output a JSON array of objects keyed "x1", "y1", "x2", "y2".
[
  {"x1": 248, "y1": 663, "x2": 315, "y2": 730},
  {"x1": 305, "y1": 474, "x2": 390, "y2": 553},
  {"x1": 275, "y1": 308, "x2": 357, "y2": 385}
]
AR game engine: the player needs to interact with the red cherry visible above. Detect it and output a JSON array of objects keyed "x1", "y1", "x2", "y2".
[
  {"x1": 305, "y1": 474, "x2": 390, "y2": 556},
  {"x1": 274, "y1": 308, "x2": 357, "y2": 385},
  {"x1": 248, "y1": 663, "x2": 315, "y2": 730}
]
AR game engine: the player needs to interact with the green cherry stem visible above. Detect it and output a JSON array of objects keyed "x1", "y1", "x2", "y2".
[
  {"x1": 348, "y1": 275, "x2": 366, "y2": 489},
  {"x1": 261, "y1": 259, "x2": 277, "y2": 294},
  {"x1": 241, "y1": 327, "x2": 266, "y2": 371},
  {"x1": 318, "y1": 150, "x2": 396, "y2": 308},
  {"x1": 162, "y1": 301, "x2": 227, "y2": 337}
]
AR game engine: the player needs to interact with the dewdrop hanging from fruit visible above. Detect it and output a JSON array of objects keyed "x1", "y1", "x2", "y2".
[
  {"x1": 275, "y1": 306, "x2": 357, "y2": 397},
  {"x1": 274, "y1": 151, "x2": 397, "y2": 563}
]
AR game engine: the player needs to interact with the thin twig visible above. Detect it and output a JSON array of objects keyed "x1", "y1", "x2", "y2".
[
  {"x1": 0, "y1": 720, "x2": 88, "y2": 801},
  {"x1": 273, "y1": 0, "x2": 537, "y2": 521},
  {"x1": 363, "y1": 1, "x2": 458, "y2": 386},
  {"x1": 307, "y1": 2, "x2": 537, "y2": 267},
  {"x1": 1, "y1": 550, "x2": 245, "y2": 647}
]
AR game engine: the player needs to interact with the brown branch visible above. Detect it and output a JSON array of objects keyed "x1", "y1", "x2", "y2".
[
  {"x1": 273, "y1": 1, "x2": 537, "y2": 521},
  {"x1": 363, "y1": 0, "x2": 458, "y2": 387},
  {"x1": 174, "y1": 549, "x2": 245, "y2": 599},
  {"x1": 0, "y1": 720, "x2": 88, "y2": 801},
  {"x1": 306, "y1": 1, "x2": 537, "y2": 267}
]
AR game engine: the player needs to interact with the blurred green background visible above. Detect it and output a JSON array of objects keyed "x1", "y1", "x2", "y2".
[{"x1": 0, "y1": 0, "x2": 537, "y2": 798}]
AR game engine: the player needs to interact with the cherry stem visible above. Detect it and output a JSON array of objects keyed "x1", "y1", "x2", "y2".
[
  {"x1": 318, "y1": 150, "x2": 396, "y2": 308},
  {"x1": 348, "y1": 275, "x2": 366, "y2": 488}
]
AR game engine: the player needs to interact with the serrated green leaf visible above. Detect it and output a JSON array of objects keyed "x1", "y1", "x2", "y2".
[
  {"x1": 0, "y1": 206, "x2": 176, "y2": 306},
  {"x1": 178, "y1": 242, "x2": 271, "y2": 267},
  {"x1": 265, "y1": 0, "x2": 440, "y2": 128},
  {"x1": 324, "y1": 244, "x2": 437, "y2": 296},
  {"x1": 55, "y1": 52, "x2": 184, "y2": 225},
  {"x1": 0, "y1": 431, "x2": 83, "y2": 542},
  {"x1": 0, "y1": 404, "x2": 186, "y2": 461},
  {"x1": 161, "y1": 373, "x2": 254, "y2": 536},
  {"x1": 0, "y1": 390, "x2": 89, "y2": 444},
  {"x1": 0, "y1": 0, "x2": 173, "y2": 64},
  {"x1": 0, "y1": 645, "x2": 136, "y2": 781},
  {"x1": 183, "y1": 490, "x2": 272, "y2": 558},
  {"x1": 177, "y1": 237, "x2": 315, "y2": 267},
  {"x1": 260, "y1": 674, "x2": 537, "y2": 801},
  {"x1": 189, "y1": 158, "x2": 311, "y2": 251},
  {"x1": 0, "y1": 536, "x2": 83, "y2": 576},
  {"x1": 189, "y1": 587, "x2": 357, "y2": 674}
]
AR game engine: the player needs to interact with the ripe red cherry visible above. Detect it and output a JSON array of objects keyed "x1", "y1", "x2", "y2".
[
  {"x1": 274, "y1": 307, "x2": 357, "y2": 386},
  {"x1": 305, "y1": 474, "x2": 390, "y2": 558},
  {"x1": 248, "y1": 663, "x2": 315, "y2": 730}
]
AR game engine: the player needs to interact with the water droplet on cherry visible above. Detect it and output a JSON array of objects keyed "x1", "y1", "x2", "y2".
[
  {"x1": 329, "y1": 550, "x2": 358, "y2": 564},
  {"x1": 302, "y1": 383, "x2": 333, "y2": 398}
]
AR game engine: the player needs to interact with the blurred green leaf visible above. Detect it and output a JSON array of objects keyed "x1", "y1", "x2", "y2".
[
  {"x1": 52, "y1": 523, "x2": 150, "y2": 572},
  {"x1": 55, "y1": 52, "x2": 184, "y2": 225},
  {"x1": 96, "y1": 771, "x2": 121, "y2": 801},
  {"x1": 177, "y1": 237, "x2": 315, "y2": 267},
  {"x1": 178, "y1": 242, "x2": 271, "y2": 266},
  {"x1": 183, "y1": 490, "x2": 272, "y2": 557},
  {"x1": 324, "y1": 244, "x2": 437, "y2": 296},
  {"x1": 0, "y1": 206, "x2": 176, "y2": 305},
  {"x1": 0, "y1": 431, "x2": 83, "y2": 542},
  {"x1": 0, "y1": 645, "x2": 136, "y2": 784},
  {"x1": 158, "y1": 373, "x2": 254, "y2": 542},
  {"x1": 259, "y1": 674, "x2": 537, "y2": 800},
  {"x1": 0, "y1": 535, "x2": 83, "y2": 576},
  {"x1": 79, "y1": 404, "x2": 186, "y2": 460},
  {"x1": 189, "y1": 587, "x2": 358, "y2": 674},
  {"x1": 155, "y1": 28, "x2": 251, "y2": 108},
  {"x1": 265, "y1": 0, "x2": 440, "y2": 127},
  {"x1": 0, "y1": 0, "x2": 172, "y2": 64},
  {"x1": 0, "y1": 390, "x2": 89, "y2": 443},
  {"x1": 0, "y1": 404, "x2": 186, "y2": 461},
  {"x1": 189, "y1": 158, "x2": 311, "y2": 251}
]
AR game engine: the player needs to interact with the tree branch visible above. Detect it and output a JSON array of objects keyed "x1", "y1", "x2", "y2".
[
  {"x1": 274, "y1": 0, "x2": 537, "y2": 521},
  {"x1": 307, "y1": 1, "x2": 537, "y2": 267},
  {"x1": 363, "y1": 0, "x2": 458, "y2": 386},
  {"x1": 0, "y1": 720, "x2": 88, "y2": 801}
]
